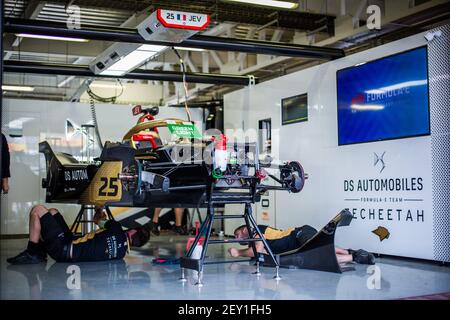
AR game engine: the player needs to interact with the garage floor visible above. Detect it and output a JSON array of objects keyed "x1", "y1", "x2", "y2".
[{"x1": 1, "y1": 235, "x2": 450, "y2": 300}]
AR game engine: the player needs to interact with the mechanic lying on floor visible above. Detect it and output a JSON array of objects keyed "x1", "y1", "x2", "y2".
[
  {"x1": 7, "y1": 205, "x2": 150, "y2": 264},
  {"x1": 228, "y1": 224, "x2": 375, "y2": 265}
]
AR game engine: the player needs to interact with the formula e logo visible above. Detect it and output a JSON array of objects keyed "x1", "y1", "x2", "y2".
[
  {"x1": 351, "y1": 94, "x2": 365, "y2": 105},
  {"x1": 374, "y1": 152, "x2": 386, "y2": 173}
]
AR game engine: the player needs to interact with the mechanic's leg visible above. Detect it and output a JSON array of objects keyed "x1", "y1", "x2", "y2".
[
  {"x1": 346, "y1": 248, "x2": 376, "y2": 265},
  {"x1": 335, "y1": 247, "x2": 350, "y2": 255},
  {"x1": 173, "y1": 208, "x2": 187, "y2": 235},
  {"x1": 150, "y1": 208, "x2": 162, "y2": 236},
  {"x1": 153, "y1": 208, "x2": 162, "y2": 223},
  {"x1": 29, "y1": 205, "x2": 50, "y2": 243},
  {"x1": 336, "y1": 253, "x2": 353, "y2": 264},
  {"x1": 336, "y1": 246, "x2": 376, "y2": 265},
  {"x1": 48, "y1": 208, "x2": 71, "y2": 238},
  {"x1": 174, "y1": 208, "x2": 184, "y2": 227},
  {"x1": 7, "y1": 205, "x2": 49, "y2": 264},
  {"x1": 335, "y1": 247, "x2": 353, "y2": 264},
  {"x1": 48, "y1": 208, "x2": 59, "y2": 215}
]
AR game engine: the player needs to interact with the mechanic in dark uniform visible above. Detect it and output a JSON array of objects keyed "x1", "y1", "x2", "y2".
[
  {"x1": 228, "y1": 224, "x2": 375, "y2": 265},
  {"x1": 1, "y1": 133, "x2": 11, "y2": 194},
  {"x1": 7, "y1": 205, "x2": 150, "y2": 264}
]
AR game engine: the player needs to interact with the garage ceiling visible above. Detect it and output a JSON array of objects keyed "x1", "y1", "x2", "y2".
[{"x1": 2, "y1": 0, "x2": 450, "y2": 104}]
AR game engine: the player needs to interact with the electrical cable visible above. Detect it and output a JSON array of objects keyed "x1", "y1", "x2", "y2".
[
  {"x1": 172, "y1": 47, "x2": 192, "y2": 122},
  {"x1": 86, "y1": 79, "x2": 124, "y2": 150},
  {"x1": 86, "y1": 79, "x2": 124, "y2": 103},
  {"x1": 89, "y1": 97, "x2": 104, "y2": 150}
]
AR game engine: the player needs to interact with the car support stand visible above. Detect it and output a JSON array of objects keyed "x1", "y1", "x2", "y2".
[
  {"x1": 177, "y1": 141, "x2": 289, "y2": 285},
  {"x1": 180, "y1": 194, "x2": 281, "y2": 287},
  {"x1": 70, "y1": 204, "x2": 115, "y2": 235}
]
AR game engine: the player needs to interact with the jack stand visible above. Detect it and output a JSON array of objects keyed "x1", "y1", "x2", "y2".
[
  {"x1": 179, "y1": 142, "x2": 284, "y2": 285},
  {"x1": 179, "y1": 268, "x2": 187, "y2": 282},
  {"x1": 195, "y1": 271, "x2": 204, "y2": 287},
  {"x1": 82, "y1": 205, "x2": 95, "y2": 235},
  {"x1": 71, "y1": 204, "x2": 95, "y2": 235},
  {"x1": 71, "y1": 205, "x2": 116, "y2": 236},
  {"x1": 273, "y1": 266, "x2": 282, "y2": 281},
  {"x1": 253, "y1": 261, "x2": 261, "y2": 276},
  {"x1": 180, "y1": 202, "x2": 281, "y2": 285}
]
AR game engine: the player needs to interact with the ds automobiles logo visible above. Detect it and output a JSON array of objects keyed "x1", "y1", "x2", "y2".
[{"x1": 374, "y1": 152, "x2": 386, "y2": 173}]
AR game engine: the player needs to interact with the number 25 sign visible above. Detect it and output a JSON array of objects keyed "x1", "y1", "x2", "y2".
[{"x1": 157, "y1": 9, "x2": 210, "y2": 30}]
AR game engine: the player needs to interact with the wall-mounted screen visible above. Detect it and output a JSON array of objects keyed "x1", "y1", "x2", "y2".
[
  {"x1": 281, "y1": 93, "x2": 308, "y2": 125},
  {"x1": 337, "y1": 46, "x2": 430, "y2": 146}
]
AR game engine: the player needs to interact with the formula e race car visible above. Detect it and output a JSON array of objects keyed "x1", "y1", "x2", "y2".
[{"x1": 40, "y1": 106, "x2": 307, "y2": 209}]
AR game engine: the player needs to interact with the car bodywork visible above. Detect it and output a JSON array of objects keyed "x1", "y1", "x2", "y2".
[{"x1": 40, "y1": 113, "x2": 307, "y2": 209}]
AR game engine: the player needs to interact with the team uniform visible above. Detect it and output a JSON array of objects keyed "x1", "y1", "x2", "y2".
[
  {"x1": 256, "y1": 225, "x2": 317, "y2": 254},
  {"x1": 1, "y1": 133, "x2": 10, "y2": 180},
  {"x1": 40, "y1": 211, "x2": 129, "y2": 262}
]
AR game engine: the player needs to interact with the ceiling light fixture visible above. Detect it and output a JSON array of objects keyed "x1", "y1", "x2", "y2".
[
  {"x1": 99, "y1": 44, "x2": 167, "y2": 77},
  {"x1": 57, "y1": 76, "x2": 76, "y2": 88},
  {"x1": 2, "y1": 85, "x2": 35, "y2": 92},
  {"x1": 15, "y1": 33, "x2": 89, "y2": 42},
  {"x1": 173, "y1": 46, "x2": 206, "y2": 52},
  {"x1": 226, "y1": 0, "x2": 298, "y2": 9},
  {"x1": 89, "y1": 82, "x2": 124, "y2": 89}
]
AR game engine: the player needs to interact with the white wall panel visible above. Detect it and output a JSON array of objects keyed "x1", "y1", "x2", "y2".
[
  {"x1": 1, "y1": 99, "x2": 202, "y2": 235},
  {"x1": 224, "y1": 28, "x2": 449, "y2": 261}
]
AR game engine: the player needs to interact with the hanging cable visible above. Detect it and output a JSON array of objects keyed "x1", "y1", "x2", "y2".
[
  {"x1": 89, "y1": 97, "x2": 103, "y2": 151},
  {"x1": 172, "y1": 47, "x2": 192, "y2": 122},
  {"x1": 86, "y1": 79, "x2": 124, "y2": 104},
  {"x1": 86, "y1": 79, "x2": 124, "y2": 150}
]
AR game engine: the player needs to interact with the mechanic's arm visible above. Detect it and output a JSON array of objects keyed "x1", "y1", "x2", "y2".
[
  {"x1": 228, "y1": 239, "x2": 266, "y2": 258},
  {"x1": 94, "y1": 206, "x2": 123, "y2": 232},
  {"x1": 93, "y1": 207, "x2": 106, "y2": 226}
]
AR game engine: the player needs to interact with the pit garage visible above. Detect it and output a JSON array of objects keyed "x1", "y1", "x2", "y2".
[{"x1": 1, "y1": 0, "x2": 450, "y2": 303}]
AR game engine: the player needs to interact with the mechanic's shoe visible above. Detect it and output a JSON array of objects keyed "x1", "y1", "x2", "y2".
[
  {"x1": 349, "y1": 249, "x2": 375, "y2": 265},
  {"x1": 149, "y1": 221, "x2": 160, "y2": 236},
  {"x1": 37, "y1": 250, "x2": 47, "y2": 261},
  {"x1": 173, "y1": 226, "x2": 187, "y2": 235},
  {"x1": 7, "y1": 250, "x2": 47, "y2": 265},
  {"x1": 37, "y1": 242, "x2": 48, "y2": 260}
]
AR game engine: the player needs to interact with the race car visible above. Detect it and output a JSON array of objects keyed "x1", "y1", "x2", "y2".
[{"x1": 39, "y1": 106, "x2": 307, "y2": 208}]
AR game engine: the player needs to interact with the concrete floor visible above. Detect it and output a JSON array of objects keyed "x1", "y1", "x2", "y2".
[{"x1": 1, "y1": 234, "x2": 449, "y2": 300}]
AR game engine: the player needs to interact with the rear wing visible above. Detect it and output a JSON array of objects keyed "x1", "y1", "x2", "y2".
[
  {"x1": 39, "y1": 141, "x2": 136, "y2": 206},
  {"x1": 39, "y1": 141, "x2": 94, "y2": 203}
]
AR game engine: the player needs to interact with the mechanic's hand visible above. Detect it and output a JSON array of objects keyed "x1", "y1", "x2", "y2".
[
  {"x1": 228, "y1": 247, "x2": 240, "y2": 258},
  {"x1": 93, "y1": 207, "x2": 106, "y2": 225},
  {"x1": 2, "y1": 178, "x2": 9, "y2": 194}
]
